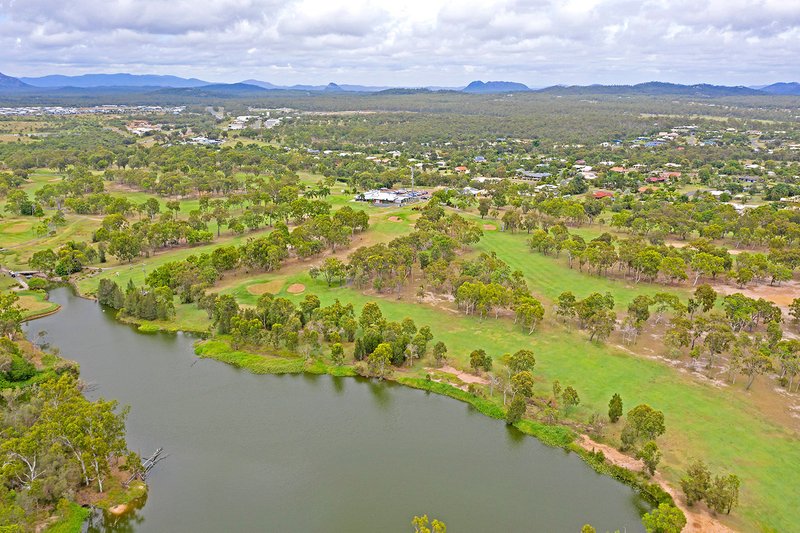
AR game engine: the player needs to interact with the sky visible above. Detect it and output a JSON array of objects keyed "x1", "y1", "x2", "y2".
[{"x1": 0, "y1": 0, "x2": 799, "y2": 87}]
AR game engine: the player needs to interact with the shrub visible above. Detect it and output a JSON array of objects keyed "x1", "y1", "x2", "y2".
[
  {"x1": 26, "y1": 278, "x2": 49, "y2": 290},
  {"x1": 8, "y1": 354, "x2": 36, "y2": 382}
]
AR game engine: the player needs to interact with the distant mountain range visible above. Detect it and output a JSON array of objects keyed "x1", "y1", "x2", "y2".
[
  {"x1": 14, "y1": 73, "x2": 396, "y2": 93},
  {"x1": 539, "y1": 81, "x2": 764, "y2": 97},
  {"x1": 242, "y1": 79, "x2": 391, "y2": 92},
  {"x1": 2, "y1": 71, "x2": 800, "y2": 97},
  {"x1": 19, "y1": 73, "x2": 210, "y2": 88},
  {"x1": 152, "y1": 83, "x2": 270, "y2": 98},
  {"x1": 151, "y1": 82, "x2": 358, "y2": 98}
]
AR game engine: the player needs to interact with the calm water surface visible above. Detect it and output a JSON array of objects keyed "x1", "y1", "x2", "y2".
[{"x1": 25, "y1": 288, "x2": 649, "y2": 532}]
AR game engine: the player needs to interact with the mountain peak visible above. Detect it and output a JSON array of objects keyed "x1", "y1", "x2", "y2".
[
  {"x1": 759, "y1": 82, "x2": 800, "y2": 95},
  {"x1": 240, "y1": 79, "x2": 279, "y2": 89},
  {"x1": 462, "y1": 80, "x2": 530, "y2": 93},
  {"x1": 0, "y1": 72, "x2": 31, "y2": 89}
]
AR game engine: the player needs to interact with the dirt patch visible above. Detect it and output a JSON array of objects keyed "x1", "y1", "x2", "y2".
[
  {"x1": 436, "y1": 365, "x2": 489, "y2": 385},
  {"x1": 387, "y1": 216, "x2": 403, "y2": 222},
  {"x1": 665, "y1": 240, "x2": 748, "y2": 256},
  {"x1": 419, "y1": 294, "x2": 459, "y2": 314},
  {"x1": 578, "y1": 435, "x2": 734, "y2": 532},
  {"x1": 286, "y1": 283, "x2": 306, "y2": 294},
  {"x1": 579, "y1": 434, "x2": 643, "y2": 470},
  {"x1": 714, "y1": 279, "x2": 800, "y2": 311},
  {"x1": 109, "y1": 504, "x2": 129, "y2": 516},
  {"x1": 482, "y1": 224, "x2": 497, "y2": 230},
  {"x1": 246, "y1": 279, "x2": 284, "y2": 296}
]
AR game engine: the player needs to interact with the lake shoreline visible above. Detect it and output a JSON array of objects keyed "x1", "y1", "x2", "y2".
[
  {"x1": 192, "y1": 336, "x2": 679, "y2": 516},
  {"x1": 64, "y1": 284, "x2": 689, "y2": 530},
  {"x1": 194, "y1": 336, "x2": 739, "y2": 532},
  {"x1": 14, "y1": 322, "x2": 150, "y2": 532}
]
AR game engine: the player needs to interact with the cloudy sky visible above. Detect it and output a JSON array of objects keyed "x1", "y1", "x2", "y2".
[{"x1": 1, "y1": 0, "x2": 798, "y2": 86}]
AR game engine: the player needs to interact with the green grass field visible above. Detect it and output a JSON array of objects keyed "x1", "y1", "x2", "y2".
[
  {"x1": 0, "y1": 274, "x2": 19, "y2": 291},
  {"x1": 103, "y1": 186, "x2": 203, "y2": 214},
  {"x1": 0, "y1": 215, "x2": 101, "y2": 270},
  {"x1": 474, "y1": 224, "x2": 690, "y2": 309}
]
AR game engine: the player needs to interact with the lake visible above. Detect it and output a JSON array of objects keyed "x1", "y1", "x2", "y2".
[{"x1": 25, "y1": 288, "x2": 649, "y2": 532}]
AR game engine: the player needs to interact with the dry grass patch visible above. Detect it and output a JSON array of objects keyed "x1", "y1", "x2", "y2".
[
  {"x1": 246, "y1": 279, "x2": 285, "y2": 295},
  {"x1": 4, "y1": 222, "x2": 32, "y2": 234}
]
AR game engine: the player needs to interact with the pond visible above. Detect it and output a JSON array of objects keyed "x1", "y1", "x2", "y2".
[{"x1": 25, "y1": 288, "x2": 649, "y2": 532}]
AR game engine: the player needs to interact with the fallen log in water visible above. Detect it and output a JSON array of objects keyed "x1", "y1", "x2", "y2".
[{"x1": 125, "y1": 447, "x2": 167, "y2": 485}]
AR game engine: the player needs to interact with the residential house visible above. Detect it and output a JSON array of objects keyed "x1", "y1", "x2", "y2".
[{"x1": 593, "y1": 190, "x2": 615, "y2": 199}]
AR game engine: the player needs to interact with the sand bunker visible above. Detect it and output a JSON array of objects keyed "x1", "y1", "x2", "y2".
[
  {"x1": 482, "y1": 224, "x2": 497, "y2": 230},
  {"x1": 286, "y1": 283, "x2": 306, "y2": 294},
  {"x1": 388, "y1": 216, "x2": 403, "y2": 222}
]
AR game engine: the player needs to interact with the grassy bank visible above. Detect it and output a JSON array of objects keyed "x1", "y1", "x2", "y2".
[
  {"x1": 18, "y1": 289, "x2": 61, "y2": 320},
  {"x1": 43, "y1": 501, "x2": 91, "y2": 533},
  {"x1": 196, "y1": 338, "x2": 357, "y2": 377},
  {"x1": 111, "y1": 304, "x2": 212, "y2": 334}
]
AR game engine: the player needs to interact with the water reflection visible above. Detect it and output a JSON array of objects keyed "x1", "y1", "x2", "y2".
[
  {"x1": 300, "y1": 372, "x2": 322, "y2": 385},
  {"x1": 84, "y1": 493, "x2": 147, "y2": 533},
  {"x1": 504, "y1": 424, "x2": 527, "y2": 446},
  {"x1": 366, "y1": 379, "x2": 392, "y2": 409},
  {"x1": 28, "y1": 288, "x2": 650, "y2": 533},
  {"x1": 330, "y1": 375, "x2": 346, "y2": 394}
]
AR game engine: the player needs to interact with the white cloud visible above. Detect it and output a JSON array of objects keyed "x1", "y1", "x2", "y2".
[{"x1": 0, "y1": 0, "x2": 797, "y2": 85}]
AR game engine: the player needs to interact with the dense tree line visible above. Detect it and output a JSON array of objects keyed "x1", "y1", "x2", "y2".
[
  {"x1": 345, "y1": 203, "x2": 481, "y2": 293},
  {"x1": 529, "y1": 225, "x2": 797, "y2": 289},
  {"x1": 0, "y1": 310, "x2": 134, "y2": 531},
  {"x1": 609, "y1": 198, "x2": 800, "y2": 248}
]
